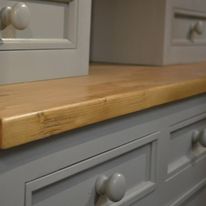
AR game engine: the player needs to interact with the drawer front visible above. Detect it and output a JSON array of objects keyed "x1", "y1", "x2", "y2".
[
  {"x1": 169, "y1": 182, "x2": 206, "y2": 206},
  {"x1": 167, "y1": 114, "x2": 206, "y2": 178},
  {"x1": 165, "y1": 0, "x2": 206, "y2": 64},
  {"x1": 25, "y1": 132, "x2": 159, "y2": 206},
  {"x1": 161, "y1": 115, "x2": 206, "y2": 206},
  {"x1": 179, "y1": 185, "x2": 206, "y2": 206},
  {"x1": 0, "y1": 0, "x2": 78, "y2": 50},
  {"x1": 172, "y1": 9, "x2": 206, "y2": 45}
]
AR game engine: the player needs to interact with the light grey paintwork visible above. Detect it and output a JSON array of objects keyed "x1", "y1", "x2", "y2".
[
  {"x1": 1, "y1": 94, "x2": 206, "y2": 205},
  {"x1": 91, "y1": 0, "x2": 206, "y2": 65}
]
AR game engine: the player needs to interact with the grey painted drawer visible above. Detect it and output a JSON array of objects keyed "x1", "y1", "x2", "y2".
[
  {"x1": 0, "y1": 0, "x2": 92, "y2": 84},
  {"x1": 167, "y1": 179, "x2": 206, "y2": 206},
  {"x1": 165, "y1": 0, "x2": 206, "y2": 64},
  {"x1": 172, "y1": 9, "x2": 206, "y2": 45},
  {"x1": 0, "y1": 0, "x2": 77, "y2": 50},
  {"x1": 167, "y1": 113, "x2": 206, "y2": 177},
  {"x1": 179, "y1": 184, "x2": 206, "y2": 206},
  {"x1": 160, "y1": 113, "x2": 206, "y2": 206},
  {"x1": 25, "y1": 132, "x2": 159, "y2": 206}
]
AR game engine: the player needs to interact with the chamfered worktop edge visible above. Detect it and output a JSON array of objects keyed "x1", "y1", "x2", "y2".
[
  {"x1": 1, "y1": 74, "x2": 206, "y2": 149},
  {"x1": 0, "y1": 63, "x2": 206, "y2": 149}
]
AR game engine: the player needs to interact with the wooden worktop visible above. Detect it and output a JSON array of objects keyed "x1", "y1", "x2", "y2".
[{"x1": 1, "y1": 63, "x2": 206, "y2": 149}]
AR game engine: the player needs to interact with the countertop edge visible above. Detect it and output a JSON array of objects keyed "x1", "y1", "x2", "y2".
[{"x1": 1, "y1": 78, "x2": 206, "y2": 149}]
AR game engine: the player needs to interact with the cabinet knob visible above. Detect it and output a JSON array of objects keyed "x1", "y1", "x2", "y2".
[
  {"x1": 199, "y1": 129, "x2": 206, "y2": 147},
  {"x1": 1, "y1": 2, "x2": 30, "y2": 30},
  {"x1": 192, "y1": 130, "x2": 200, "y2": 145},
  {"x1": 191, "y1": 21, "x2": 204, "y2": 36},
  {"x1": 194, "y1": 21, "x2": 204, "y2": 35},
  {"x1": 192, "y1": 129, "x2": 206, "y2": 147},
  {"x1": 96, "y1": 173, "x2": 126, "y2": 202}
]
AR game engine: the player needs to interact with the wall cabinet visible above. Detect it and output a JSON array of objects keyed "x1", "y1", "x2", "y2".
[{"x1": 1, "y1": 95, "x2": 206, "y2": 206}]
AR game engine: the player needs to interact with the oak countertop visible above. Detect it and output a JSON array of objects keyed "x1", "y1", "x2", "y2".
[{"x1": 1, "y1": 63, "x2": 206, "y2": 149}]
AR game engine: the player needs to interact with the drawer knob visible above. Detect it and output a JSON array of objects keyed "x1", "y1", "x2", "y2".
[
  {"x1": 1, "y1": 2, "x2": 30, "y2": 30},
  {"x1": 192, "y1": 130, "x2": 200, "y2": 145},
  {"x1": 96, "y1": 173, "x2": 126, "y2": 202},
  {"x1": 199, "y1": 129, "x2": 206, "y2": 147},
  {"x1": 192, "y1": 129, "x2": 206, "y2": 147},
  {"x1": 190, "y1": 21, "x2": 204, "y2": 38},
  {"x1": 194, "y1": 21, "x2": 204, "y2": 35}
]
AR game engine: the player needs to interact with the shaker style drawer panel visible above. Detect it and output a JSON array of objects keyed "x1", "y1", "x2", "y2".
[
  {"x1": 172, "y1": 9, "x2": 206, "y2": 45},
  {"x1": 167, "y1": 114, "x2": 206, "y2": 177},
  {"x1": 0, "y1": 0, "x2": 78, "y2": 50},
  {"x1": 178, "y1": 185, "x2": 206, "y2": 206},
  {"x1": 0, "y1": 0, "x2": 92, "y2": 84},
  {"x1": 168, "y1": 179, "x2": 206, "y2": 206},
  {"x1": 25, "y1": 132, "x2": 159, "y2": 206}
]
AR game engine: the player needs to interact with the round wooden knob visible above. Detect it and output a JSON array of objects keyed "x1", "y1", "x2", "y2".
[
  {"x1": 1, "y1": 2, "x2": 30, "y2": 30},
  {"x1": 96, "y1": 173, "x2": 126, "y2": 202}
]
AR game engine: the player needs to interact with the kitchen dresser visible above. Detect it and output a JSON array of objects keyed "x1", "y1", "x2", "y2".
[{"x1": 1, "y1": 63, "x2": 206, "y2": 206}]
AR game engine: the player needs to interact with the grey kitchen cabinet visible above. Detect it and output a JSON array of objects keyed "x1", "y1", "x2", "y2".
[
  {"x1": 91, "y1": 0, "x2": 206, "y2": 65},
  {"x1": 1, "y1": 94, "x2": 206, "y2": 206}
]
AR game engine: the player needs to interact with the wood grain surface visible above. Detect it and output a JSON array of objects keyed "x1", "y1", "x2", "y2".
[{"x1": 1, "y1": 63, "x2": 206, "y2": 149}]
